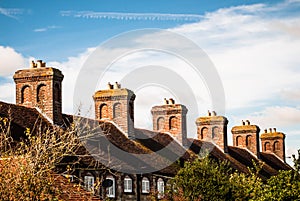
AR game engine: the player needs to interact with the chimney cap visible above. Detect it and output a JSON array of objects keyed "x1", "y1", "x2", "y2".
[{"x1": 169, "y1": 98, "x2": 175, "y2": 104}]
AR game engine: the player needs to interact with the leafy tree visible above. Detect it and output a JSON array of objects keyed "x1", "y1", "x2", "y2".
[
  {"x1": 293, "y1": 149, "x2": 300, "y2": 173},
  {"x1": 168, "y1": 156, "x2": 233, "y2": 201},
  {"x1": 229, "y1": 162, "x2": 264, "y2": 201},
  {"x1": 258, "y1": 170, "x2": 300, "y2": 201}
]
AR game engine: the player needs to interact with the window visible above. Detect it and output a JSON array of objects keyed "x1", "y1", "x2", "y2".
[
  {"x1": 100, "y1": 104, "x2": 108, "y2": 119},
  {"x1": 157, "y1": 117, "x2": 165, "y2": 131},
  {"x1": 157, "y1": 178, "x2": 165, "y2": 199},
  {"x1": 246, "y1": 135, "x2": 252, "y2": 147},
  {"x1": 37, "y1": 84, "x2": 47, "y2": 103},
  {"x1": 142, "y1": 177, "x2": 150, "y2": 193},
  {"x1": 212, "y1": 126, "x2": 219, "y2": 139},
  {"x1": 264, "y1": 142, "x2": 271, "y2": 151},
  {"x1": 274, "y1": 141, "x2": 280, "y2": 151},
  {"x1": 21, "y1": 85, "x2": 31, "y2": 103},
  {"x1": 124, "y1": 176, "x2": 132, "y2": 193},
  {"x1": 113, "y1": 103, "x2": 122, "y2": 118},
  {"x1": 169, "y1": 116, "x2": 177, "y2": 130},
  {"x1": 200, "y1": 127, "x2": 208, "y2": 139},
  {"x1": 236, "y1": 136, "x2": 242, "y2": 146},
  {"x1": 106, "y1": 175, "x2": 115, "y2": 198},
  {"x1": 84, "y1": 176, "x2": 94, "y2": 192}
]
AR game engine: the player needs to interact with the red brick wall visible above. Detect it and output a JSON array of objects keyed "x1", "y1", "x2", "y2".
[
  {"x1": 93, "y1": 87, "x2": 135, "y2": 138},
  {"x1": 260, "y1": 128, "x2": 286, "y2": 161},
  {"x1": 196, "y1": 112, "x2": 228, "y2": 152},
  {"x1": 13, "y1": 64, "x2": 64, "y2": 125},
  {"x1": 231, "y1": 121, "x2": 260, "y2": 156},
  {"x1": 151, "y1": 101, "x2": 188, "y2": 146}
]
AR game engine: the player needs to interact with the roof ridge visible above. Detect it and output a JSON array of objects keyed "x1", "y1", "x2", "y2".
[{"x1": 34, "y1": 107, "x2": 54, "y2": 124}]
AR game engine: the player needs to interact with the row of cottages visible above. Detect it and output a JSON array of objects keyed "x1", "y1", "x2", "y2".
[{"x1": 0, "y1": 60, "x2": 292, "y2": 200}]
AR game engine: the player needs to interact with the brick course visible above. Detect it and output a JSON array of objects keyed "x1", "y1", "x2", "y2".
[
  {"x1": 151, "y1": 99, "x2": 188, "y2": 146},
  {"x1": 196, "y1": 111, "x2": 228, "y2": 152},
  {"x1": 231, "y1": 120, "x2": 260, "y2": 156},
  {"x1": 93, "y1": 82, "x2": 135, "y2": 138},
  {"x1": 260, "y1": 128, "x2": 286, "y2": 162},
  {"x1": 13, "y1": 60, "x2": 64, "y2": 125}
]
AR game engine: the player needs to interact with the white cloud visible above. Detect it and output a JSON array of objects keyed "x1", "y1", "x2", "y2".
[
  {"x1": 48, "y1": 47, "x2": 95, "y2": 115},
  {"x1": 33, "y1": 25, "x2": 61, "y2": 32},
  {"x1": 0, "y1": 82, "x2": 14, "y2": 103},
  {"x1": 60, "y1": 11, "x2": 202, "y2": 22},
  {"x1": 1, "y1": 1, "x2": 300, "y2": 151},
  {"x1": 233, "y1": 106, "x2": 300, "y2": 129},
  {"x1": 0, "y1": 46, "x2": 31, "y2": 77},
  {"x1": 0, "y1": 7, "x2": 23, "y2": 19}
]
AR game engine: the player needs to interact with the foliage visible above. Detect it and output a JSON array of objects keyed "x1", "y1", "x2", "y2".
[
  {"x1": 0, "y1": 117, "x2": 82, "y2": 200},
  {"x1": 258, "y1": 170, "x2": 300, "y2": 201},
  {"x1": 168, "y1": 157, "x2": 232, "y2": 201},
  {"x1": 166, "y1": 155, "x2": 300, "y2": 201},
  {"x1": 293, "y1": 149, "x2": 300, "y2": 173}
]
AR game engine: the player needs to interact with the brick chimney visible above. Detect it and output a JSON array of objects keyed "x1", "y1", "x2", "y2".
[
  {"x1": 93, "y1": 82, "x2": 135, "y2": 138},
  {"x1": 260, "y1": 128, "x2": 286, "y2": 162},
  {"x1": 196, "y1": 111, "x2": 228, "y2": 152},
  {"x1": 151, "y1": 98, "x2": 188, "y2": 146},
  {"x1": 13, "y1": 60, "x2": 64, "y2": 125},
  {"x1": 231, "y1": 120, "x2": 260, "y2": 156}
]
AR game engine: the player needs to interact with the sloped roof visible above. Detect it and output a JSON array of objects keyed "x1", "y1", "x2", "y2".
[
  {"x1": 0, "y1": 100, "x2": 292, "y2": 179},
  {"x1": 260, "y1": 152, "x2": 291, "y2": 171},
  {"x1": 0, "y1": 101, "x2": 54, "y2": 141},
  {"x1": 62, "y1": 115, "x2": 183, "y2": 175},
  {"x1": 54, "y1": 174, "x2": 101, "y2": 201},
  {"x1": 187, "y1": 138, "x2": 292, "y2": 180}
]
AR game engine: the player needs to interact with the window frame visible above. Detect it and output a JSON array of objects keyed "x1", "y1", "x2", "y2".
[
  {"x1": 142, "y1": 177, "x2": 150, "y2": 194},
  {"x1": 106, "y1": 175, "x2": 115, "y2": 198},
  {"x1": 124, "y1": 176, "x2": 133, "y2": 193},
  {"x1": 157, "y1": 178, "x2": 165, "y2": 199},
  {"x1": 84, "y1": 175, "x2": 94, "y2": 192}
]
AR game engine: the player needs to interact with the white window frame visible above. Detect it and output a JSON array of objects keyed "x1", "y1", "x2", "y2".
[
  {"x1": 106, "y1": 175, "x2": 115, "y2": 198},
  {"x1": 142, "y1": 177, "x2": 150, "y2": 193},
  {"x1": 157, "y1": 178, "x2": 165, "y2": 199},
  {"x1": 84, "y1": 175, "x2": 94, "y2": 192},
  {"x1": 124, "y1": 176, "x2": 133, "y2": 193}
]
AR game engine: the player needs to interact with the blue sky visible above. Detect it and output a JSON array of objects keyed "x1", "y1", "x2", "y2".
[
  {"x1": 1, "y1": 0, "x2": 300, "y2": 163},
  {"x1": 0, "y1": 0, "x2": 285, "y2": 60}
]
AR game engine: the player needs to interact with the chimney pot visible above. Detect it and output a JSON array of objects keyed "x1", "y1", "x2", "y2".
[
  {"x1": 246, "y1": 120, "x2": 250, "y2": 125},
  {"x1": 208, "y1": 110, "x2": 211, "y2": 116},
  {"x1": 273, "y1": 128, "x2": 277, "y2": 132},
  {"x1": 30, "y1": 61, "x2": 36, "y2": 68},
  {"x1": 37, "y1": 60, "x2": 43, "y2": 68},
  {"x1": 164, "y1": 98, "x2": 169, "y2": 105},
  {"x1": 107, "y1": 82, "x2": 113, "y2": 89},
  {"x1": 269, "y1": 128, "x2": 272, "y2": 133},
  {"x1": 264, "y1": 129, "x2": 267, "y2": 133},
  {"x1": 242, "y1": 120, "x2": 245, "y2": 125},
  {"x1": 114, "y1": 82, "x2": 120, "y2": 89},
  {"x1": 169, "y1": 98, "x2": 175, "y2": 104},
  {"x1": 212, "y1": 111, "x2": 217, "y2": 116}
]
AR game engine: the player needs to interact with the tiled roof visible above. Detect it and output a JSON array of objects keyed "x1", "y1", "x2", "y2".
[
  {"x1": 54, "y1": 174, "x2": 101, "y2": 201},
  {"x1": 0, "y1": 101, "x2": 53, "y2": 141},
  {"x1": 0, "y1": 100, "x2": 293, "y2": 180},
  {"x1": 62, "y1": 116, "x2": 182, "y2": 175},
  {"x1": 260, "y1": 152, "x2": 291, "y2": 171},
  {"x1": 187, "y1": 139, "x2": 292, "y2": 180}
]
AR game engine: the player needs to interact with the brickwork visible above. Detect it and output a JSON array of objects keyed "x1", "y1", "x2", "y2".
[
  {"x1": 13, "y1": 60, "x2": 64, "y2": 125},
  {"x1": 196, "y1": 111, "x2": 228, "y2": 152},
  {"x1": 93, "y1": 82, "x2": 135, "y2": 138},
  {"x1": 151, "y1": 98, "x2": 188, "y2": 146},
  {"x1": 260, "y1": 128, "x2": 286, "y2": 161},
  {"x1": 231, "y1": 120, "x2": 260, "y2": 156}
]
